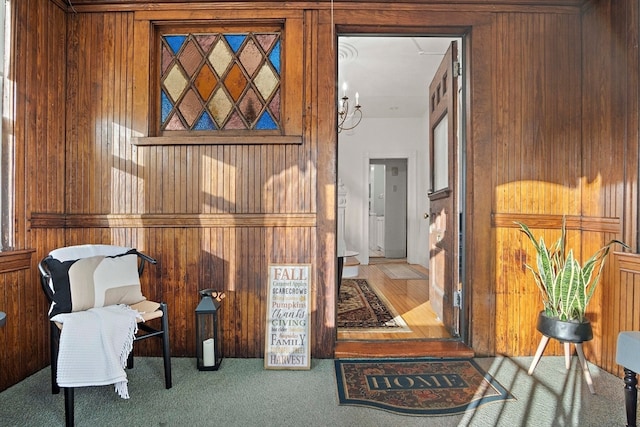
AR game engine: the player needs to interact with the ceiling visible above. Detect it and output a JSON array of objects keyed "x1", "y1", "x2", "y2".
[{"x1": 338, "y1": 36, "x2": 460, "y2": 119}]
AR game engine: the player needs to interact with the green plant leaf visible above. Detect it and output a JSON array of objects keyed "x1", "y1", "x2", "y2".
[{"x1": 516, "y1": 219, "x2": 629, "y2": 321}]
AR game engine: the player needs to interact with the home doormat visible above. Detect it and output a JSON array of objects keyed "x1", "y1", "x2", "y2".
[
  {"x1": 337, "y1": 279, "x2": 409, "y2": 331},
  {"x1": 334, "y1": 358, "x2": 514, "y2": 416},
  {"x1": 378, "y1": 264, "x2": 428, "y2": 280}
]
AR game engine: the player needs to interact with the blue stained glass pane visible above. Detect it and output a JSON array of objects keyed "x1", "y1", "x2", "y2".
[
  {"x1": 161, "y1": 90, "x2": 173, "y2": 123},
  {"x1": 225, "y1": 35, "x2": 246, "y2": 53},
  {"x1": 255, "y1": 112, "x2": 277, "y2": 130},
  {"x1": 269, "y1": 40, "x2": 281, "y2": 75},
  {"x1": 194, "y1": 112, "x2": 217, "y2": 130},
  {"x1": 164, "y1": 35, "x2": 187, "y2": 55}
]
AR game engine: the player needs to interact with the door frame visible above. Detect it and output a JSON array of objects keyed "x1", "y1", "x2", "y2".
[
  {"x1": 328, "y1": 10, "x2": 495, "y2": 354},
  {"x1": 339, "y1": 34, "x2": 469, "y2": 346},
  {"x1": 360, "y1": 151, "x2": 418, "y2": 267}
]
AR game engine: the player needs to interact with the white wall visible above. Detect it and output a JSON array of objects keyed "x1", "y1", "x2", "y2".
[{"x1": 338, "y1": 115, "x2": 430, "y2": 267}]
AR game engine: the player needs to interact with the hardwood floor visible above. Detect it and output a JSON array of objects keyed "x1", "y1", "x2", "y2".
[
  {"x1": 338, "y1": 259, "x2": 451, "y2": 340},
  {"x1": 335, "y1": 259, "x2": 474, "y2": 358}
]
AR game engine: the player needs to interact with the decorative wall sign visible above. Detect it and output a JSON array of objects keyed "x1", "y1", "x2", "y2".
[{"x1": 264, "y1": 264, "x2": 311, "y2": 370}]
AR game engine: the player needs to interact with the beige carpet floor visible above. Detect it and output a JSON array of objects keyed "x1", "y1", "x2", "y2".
[{"x1": 0, "y1": 356, "x2": 635, "y2": 426}]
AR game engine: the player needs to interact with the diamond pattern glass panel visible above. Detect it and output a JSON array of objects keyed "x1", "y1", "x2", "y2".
[{"x1": 160, "y1": 31, "x2": 282, "y2": 132}]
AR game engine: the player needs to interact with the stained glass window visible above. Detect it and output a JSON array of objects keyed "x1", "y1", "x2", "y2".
[{"x1": 160, "y1": 31, "x2": 282, "y2": 132}]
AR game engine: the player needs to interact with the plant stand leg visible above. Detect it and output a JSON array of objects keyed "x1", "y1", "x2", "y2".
[
  {"x1": 564, "y1": 342, "x2": 572, "y2": 369},
  {"x1": 528, "y1": 335, "x2": 550, "y2": 375},
  {"x1": 574, "y1": 343, "x2": 595, "y2": 394}
]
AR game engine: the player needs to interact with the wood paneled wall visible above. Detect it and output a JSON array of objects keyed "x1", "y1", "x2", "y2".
[
  {"x1": 491, "y1": 10, "x2": 583, "y2": 357},
  {"x1": 582, "y1": 0, "x2": 639, "y2": 376},
  {"x1": 33, "y1": 8, "x2": 328, "y2": 362},
  {"x1": 0, "y1": 0, "x2": 67, "y2": 391},
  {"x1": 2, "y1": 0, "x2": 639, "y2": 391}
]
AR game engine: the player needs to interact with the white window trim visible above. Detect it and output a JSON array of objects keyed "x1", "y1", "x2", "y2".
[{"x1": 0, "y1": 0, "x2": 12, "y2": 251}]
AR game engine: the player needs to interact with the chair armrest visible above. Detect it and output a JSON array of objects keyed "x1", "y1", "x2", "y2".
[{"x1": 134, "y1": 250, "x2": 157, "y2": 276}]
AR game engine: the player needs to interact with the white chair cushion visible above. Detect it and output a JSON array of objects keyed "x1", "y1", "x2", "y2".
[
  {"x1": 616, "y1": 331, "x2": 640, "y2": 372},
  {"x1": 50, "y1": 244, "x2": 132, "y2": 262}
]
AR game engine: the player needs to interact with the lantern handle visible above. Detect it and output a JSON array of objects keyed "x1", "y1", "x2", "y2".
[{"x1": 200, "y1": 288, "x2": 226, "y2": 300}]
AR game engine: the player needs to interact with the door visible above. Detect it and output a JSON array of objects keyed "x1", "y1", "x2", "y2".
[
  {"x1": 383, "y1": 159, "x2": 407, "y2": 258},
  {"x1": 428, "y1": 41, "x2": 460, "y2": 337},
  {"x1": 370, "y1": 159, "x2": 408, "y2": 259}
]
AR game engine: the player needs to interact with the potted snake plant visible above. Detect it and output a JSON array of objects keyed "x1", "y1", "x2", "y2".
[{"x1": 517, "y1": 218, "x2": 628, "y2": 342}]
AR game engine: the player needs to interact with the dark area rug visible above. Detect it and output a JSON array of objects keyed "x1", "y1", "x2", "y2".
[
  {"x1": 337, "y1": 278, "x2": 407, "y2": 330},
  {"x1": 334, "y1": 358, "x2": 514, "y2": 416}
]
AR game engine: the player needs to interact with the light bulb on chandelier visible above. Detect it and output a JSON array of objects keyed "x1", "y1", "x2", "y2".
[{"x1": 337, "y1": 83, "x2": 362, "y2": 133}]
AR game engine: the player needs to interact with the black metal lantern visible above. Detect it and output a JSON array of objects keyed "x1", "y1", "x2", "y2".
[{"x1": 196, "y1": 289, "x2": 223, "y2": 370}]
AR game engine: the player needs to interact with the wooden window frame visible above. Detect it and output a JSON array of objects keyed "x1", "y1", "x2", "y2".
[{"x1": 131, "y1": 12, "x2": 303, "y2": 146}]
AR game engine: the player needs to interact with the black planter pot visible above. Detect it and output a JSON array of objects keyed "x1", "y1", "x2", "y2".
[{"x1": 536, "y1": 311, "x2": 593, "y2": 343}]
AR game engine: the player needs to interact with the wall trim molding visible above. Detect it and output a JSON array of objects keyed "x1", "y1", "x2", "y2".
[
  {"x1": 0, "y1": 249, "x2": 35, "y2": 273},
  {"x1": 30, "y1": 213, "x2": 317, "y2": 228},
  {"x1": 491, "y1": 213, "x2": 621, "y2": 234}
]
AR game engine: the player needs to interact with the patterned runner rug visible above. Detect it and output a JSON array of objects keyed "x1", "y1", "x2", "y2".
[
  {"x1": 337, "y1": 279, "x2": 409, "y2": 331},
  {"x1": 335, "y1": 358, "x2": 514, "y2": 416}
]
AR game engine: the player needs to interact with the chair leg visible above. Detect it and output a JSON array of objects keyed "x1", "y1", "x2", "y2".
[
  {"x1": 337, "y1": 256, "x2": 344, "y2": 298},
  {"x1": 528, "y1": 335, "x2": 550, "y2": 375},
  {"x1": 161, "y1": 302, "x2": 172, "y2": 389},
  {"x1": 126, "y1": 350, "x2": 134, "y2": 369},
  {"x1": 64, "y1": 387, "x2": 74, "y2": 427},
  {"x1": 50, "y1": 322, "x2": 60, "y2": 394},
  {"x1": 623, "y1": 368, "x2": 638, "y2": 427}
]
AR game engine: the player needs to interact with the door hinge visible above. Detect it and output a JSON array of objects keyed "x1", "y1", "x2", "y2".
[
  {"x1": 453, "y1": 60, "x2": 461, "y2": 77},
  {"x1": 453, "y1": 289, "x2": 462, "y2": 308}
]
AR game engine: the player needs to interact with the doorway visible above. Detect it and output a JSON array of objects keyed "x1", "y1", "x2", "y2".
[
  {"x1": 336, "y1": 35, "x2": 465, "y2": 348},
  {"x1": 369, "y1": 159, "x2": 407, "y2": 259}
]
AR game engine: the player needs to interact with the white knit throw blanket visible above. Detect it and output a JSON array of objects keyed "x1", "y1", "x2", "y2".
[{"x1": 52, "y1": 304, "x2": 142, "y2": 399}]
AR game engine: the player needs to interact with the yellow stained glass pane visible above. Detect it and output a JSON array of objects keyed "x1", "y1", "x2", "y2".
[
  {"x1": 208, "y1": 88, "x2": 233, "y2": 127},
  {"x1": 254, "y1": 64, "x2": 278, "y2": 101},
  {"x1": 209, "y1": 40, "x2": 233, "y2": 77},
  {"x1": 164, "y1": 63, "x2": 188, "y2": 102}
]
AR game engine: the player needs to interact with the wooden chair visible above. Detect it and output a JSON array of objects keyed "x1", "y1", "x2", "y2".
[
  {"x1": 616, "y1": 331, "x2": 640, "y2": 427},
  {"x1": 38, "y1": 244, "x2": 172, "y2": 426}
]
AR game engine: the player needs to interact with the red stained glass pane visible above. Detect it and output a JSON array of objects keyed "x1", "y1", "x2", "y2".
[
  {"x1": 223, "y1": 111, "x2": 246, "y2": 130},
  {"x1": 239, "y1": 88, "x2": 261, "y2": 124},
  {"x1": 178, "y1": 89, "x2": 202, "y2": 127},
  {"x1": 239, "y1": 39, "x2": 262, "y2": 77},
  {"x1": 256, "y1": 34, "x2": 277, "y2": 52},
  {"x1": 178, "y1": 40, "x2": 203, "y2": 77},
  {"x1": 161, "y1": 44, "x2": 173, "y2": 74},
  {"x1": 269, "y1": 89, "x2": 281, "y2": 121},
  {"x1": 196, "y1": 34, "x2": 216, "y2": 54}
]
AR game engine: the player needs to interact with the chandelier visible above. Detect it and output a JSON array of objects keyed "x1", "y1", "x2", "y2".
[{"x1": 337, "y1": 83, "x2": 363, "y2": 133}]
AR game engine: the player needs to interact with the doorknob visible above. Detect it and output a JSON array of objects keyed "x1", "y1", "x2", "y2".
[{"x1": 423, "y1": 213, "x2": 429, "y2": 219}]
